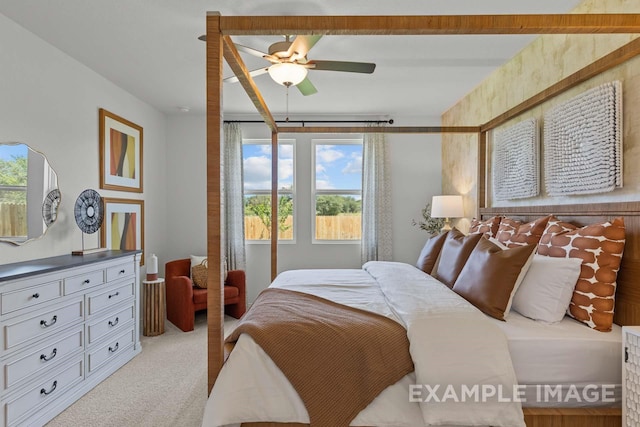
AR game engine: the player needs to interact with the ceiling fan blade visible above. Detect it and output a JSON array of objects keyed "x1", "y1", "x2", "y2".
[
  {"x1": 235, "y1": 44, "x2": 270, "y2": 59},
  {"x1": 296, "y1": 77, "x2": 318, "y2": 96},
  {"x1": 287, "y1": 35, "x2": 322, "y2": 61},
  {"x1": 308, "y1": 60, "x2": 376, "y2": 74},
  {"x1": 224, "y1": 67, "x2": 269, "y2": 83}
]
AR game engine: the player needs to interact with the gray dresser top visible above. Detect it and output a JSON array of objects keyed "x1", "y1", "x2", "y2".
[{"x1": 0, "y1": 250, "x2": 141, "y2": 282}]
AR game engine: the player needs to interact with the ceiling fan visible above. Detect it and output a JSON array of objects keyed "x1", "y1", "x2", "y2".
[{"x1": 199, "y1": 35, "x2": 376, "y2": 96}]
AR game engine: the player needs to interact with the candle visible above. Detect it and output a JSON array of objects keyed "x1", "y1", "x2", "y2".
[{"x1": 147, "y1": 253, "x2": 158, "y2": 281}]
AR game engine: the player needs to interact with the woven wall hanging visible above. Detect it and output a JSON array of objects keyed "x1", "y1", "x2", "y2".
[
  {"x1": 492, "y1": 118, "x2": 539, "y2": 201},
  {"x1": 543, "y1": 81, "x2": 622, "y2": 196}
]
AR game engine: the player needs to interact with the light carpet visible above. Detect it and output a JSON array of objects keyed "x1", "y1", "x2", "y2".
[{"x1": 46, "y1": 312, "x2": 239, "y2": 427}]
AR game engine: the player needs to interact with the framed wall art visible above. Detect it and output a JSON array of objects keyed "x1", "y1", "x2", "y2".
[
  {"x1": 99, "y1": 108, "x2": 143, "y2": 193},
  {"x1": 101, "y1": 197, "x2": 145, "y2": 265}
]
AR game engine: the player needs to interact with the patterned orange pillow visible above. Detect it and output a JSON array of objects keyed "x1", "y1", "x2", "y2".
[
  {"x1": 469, "y1": 216, "x2": 502, "y2": 238},
  {"x1": 537, "y1": 216, "x2": 625, "y2": 332},
  {"x1": 496, "y1": 215, "x2": 552, "y2": 248}
]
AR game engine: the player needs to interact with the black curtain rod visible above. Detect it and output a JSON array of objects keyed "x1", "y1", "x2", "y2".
[{"x1": 223, "y1": 119, "x2": 394, "y2": 125}]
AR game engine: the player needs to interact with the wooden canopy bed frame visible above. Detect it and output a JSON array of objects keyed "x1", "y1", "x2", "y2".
[{"x1": 204, "y1": 12, "x2": 640, "y2": 427}]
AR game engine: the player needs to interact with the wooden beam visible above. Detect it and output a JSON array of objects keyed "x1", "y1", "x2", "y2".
[
  {"x1": 220, "y1": 14, "x2": 640, "y2": 36},
  {"x1": 222, "y1": 36, "x2": 278, "y2": 133},
  {"x1": 277, "y1": 126, "x2": 480, "y2": 134},
  {"x1": 482, "y1": 37, "x2": 640, "y2": 132},
  {"x1": 206, "y1": 12, "x2": 224, "y2": 393},
  {"x1": 270, "y1": 131, "x2": 278, "y2": 282},
  {"x1": 477, "y1": 131, "x2": 487, "y2": 212}
]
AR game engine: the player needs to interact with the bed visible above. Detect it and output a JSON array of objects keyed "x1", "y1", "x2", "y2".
[
  {"x1": 201, "y1": 204, "x2": 638, "y2": 427},
  {"x1": 203, "y1": 12, "x2": 640, "y2": 427}
]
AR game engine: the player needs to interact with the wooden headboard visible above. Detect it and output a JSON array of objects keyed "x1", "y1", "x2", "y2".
[{"x1": 480, "y1": 201, "x2": 640, "y2": 327}]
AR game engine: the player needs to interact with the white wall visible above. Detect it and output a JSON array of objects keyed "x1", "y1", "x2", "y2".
[
  {"x1": 388, "y1": 116, "x2": 442, "y2": 265},
  {"x1": 0, "y1": 11, "x2": 442, "y2": 304},
  {"x1": 165, "y1": 114, "x2": 442, "y2": 302},
  {"x1": 0, "y1": 13, "x2": 167, "y2": 274}
]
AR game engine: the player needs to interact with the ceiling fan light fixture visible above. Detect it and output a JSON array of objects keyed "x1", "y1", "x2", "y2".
[{"x1": 268, "y1": 62, "x2": 307, "y2": 86}]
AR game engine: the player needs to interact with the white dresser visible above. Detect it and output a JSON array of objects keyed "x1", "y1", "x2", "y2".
[
  {"x1": 623, "y1": 326, "x2": 640, "y2": 427},
  {"x1": 0, "y1": 251, "x2": 142, "y2": 427}
]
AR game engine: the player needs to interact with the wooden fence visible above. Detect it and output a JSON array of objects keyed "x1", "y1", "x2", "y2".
[
  {"x1": 245, "y1": 215, "x2": 361, "y2": 240},
  {"x1": 0, "y1": 203, "x2": 27, "y2": 237}
]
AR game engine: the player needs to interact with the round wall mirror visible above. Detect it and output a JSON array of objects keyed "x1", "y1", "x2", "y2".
[{"x1": 0, "y1": 142, "x2": 61, "y2": 245}]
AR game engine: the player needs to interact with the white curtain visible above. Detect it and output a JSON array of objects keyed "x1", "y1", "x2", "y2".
[
  {"x1": 361, "y1": 129, "x2": 392, "y2": 263},
  {"x1": 223, "y1": 122, "x2": 246, "y2": 271}
]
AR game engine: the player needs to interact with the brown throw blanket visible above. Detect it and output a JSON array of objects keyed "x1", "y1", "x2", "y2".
[{"x1": 225, "y1": 288, "x2": 414, "y2": 427}]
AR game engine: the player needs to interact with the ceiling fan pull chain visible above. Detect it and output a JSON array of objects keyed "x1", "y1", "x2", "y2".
[{"x1": 285, "y1": 84, "x2": 290, "y2": 122}]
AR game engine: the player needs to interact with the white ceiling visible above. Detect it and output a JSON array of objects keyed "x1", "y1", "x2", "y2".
[{"x1": 0, "y1": 0, "x2": 582, "y2": 119}]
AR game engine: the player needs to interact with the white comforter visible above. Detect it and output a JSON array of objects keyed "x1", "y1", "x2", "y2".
[{"x1": 202, "y1": 262, "x2": 525, "y2": 427}]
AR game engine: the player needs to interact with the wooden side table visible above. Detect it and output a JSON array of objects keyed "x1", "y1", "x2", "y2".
[{"x1": 143, "y1": 278, "x2": 165, "y2": 336}]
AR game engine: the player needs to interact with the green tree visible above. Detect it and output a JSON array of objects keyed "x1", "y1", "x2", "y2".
[
  {"x1": 244, "y1": 195, "x2": 293, "y2": 239},
  {"x1": 0, "y1": 155, "x2": 28, "y2": 204},
  {"x1": 316, "y1": 195, "x2": 361, "y2": 216}
]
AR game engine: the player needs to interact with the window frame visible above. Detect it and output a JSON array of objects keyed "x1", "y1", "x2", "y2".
[
  {"x1": 311, "y1": 138, "x2": 363, "y2": 244},
  {"x1": 242, "y1": 138, "x2": 296, "y2": 244}
]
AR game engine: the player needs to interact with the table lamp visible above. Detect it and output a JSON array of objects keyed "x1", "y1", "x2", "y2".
[{"x1": 430, "y1": 195, "x2": 464, "y2": 232}]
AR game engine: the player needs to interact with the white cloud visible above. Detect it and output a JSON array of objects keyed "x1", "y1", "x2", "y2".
[
  {"x1": 342, "y1": 153, "x2": 362, "y2": 174},
  {"x1": 279, "y1": 158, "x2": 293, "y2": 181},
  {"x1": 316, "y1": 179, "x2": 334, "y2": 190},
  {"x1": 279, "y1": 144, "x2": 293, "y2": 159},
  {"x1": 258, "y1": 145, "x2": 271, "y2": 155},
  {"x1": 257, "y1": 144, "x2": 293, "y2": 159},
  {"x1": 316, "y1": 164, "x2": 325, "y2": 173},
  {"x1": 316, "y1": 145, "x2": 344, "y2": 163},
  {"x1": 243, "y1": 156, "x2": 271, "y2": 190}
]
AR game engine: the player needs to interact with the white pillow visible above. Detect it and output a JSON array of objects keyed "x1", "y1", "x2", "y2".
[{"x1": 512, "y1": 255, "x2": 582, "y2": 323}]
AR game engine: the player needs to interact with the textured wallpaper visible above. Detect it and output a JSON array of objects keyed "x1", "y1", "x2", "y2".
[{"x1": 441, "y1": 0, "x2": 640, "y2": 228}]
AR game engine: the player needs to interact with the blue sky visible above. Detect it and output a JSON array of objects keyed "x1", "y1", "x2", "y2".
[
  {"x1": 315, "y1": 144, "x2": 362, "y2": 190},
  {"x1": 243, "y1": 142, "x2": 362, "y2": 191},
  {"x1": 0, "y1": 144, "x2": 27, "y2": 161}
]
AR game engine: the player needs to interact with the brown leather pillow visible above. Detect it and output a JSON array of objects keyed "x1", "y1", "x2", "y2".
[
  {"x1": 453, "y1": 238, "x2": 536, "y2": 320},
  {"x1": 416, "y1": 231, "x2": 449, "y2": 274},
  {"x1": 433, "y1": 228, "x2": 483, "y2": 288}
]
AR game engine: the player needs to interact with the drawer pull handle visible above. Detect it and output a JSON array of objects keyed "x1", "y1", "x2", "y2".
[
  {"x1": 109, "y1": 342, "x2": 119, "y2": 353},
  {"x1": 83, "y1": 279, "x2": 91, "y2": 284},
  {"x1": 108, "y1": 317, "x2": 119, "y2": 327},
  {"x1": 40, "y1": 380, "x2": 57, "y2": 396},
  {"x1": 40, "y1": 315, "x2": 57, "y2": 327},
  {"x1": 40, "y1": 348, "x2": 58, "y2": 362},
  {"x1": 119, "y1": 269, "x2": 126, "y2": 274},
  {"x1": 32, "y1": 293, "x2": 40, "y2": 299},
  {"x1": 108, "y1": 292, "x2": 120, "y2": 299}
]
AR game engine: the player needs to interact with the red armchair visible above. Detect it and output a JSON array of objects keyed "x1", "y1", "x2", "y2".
[{"x1": 165, "y1": 259, "x2": 246, "y2": 332}]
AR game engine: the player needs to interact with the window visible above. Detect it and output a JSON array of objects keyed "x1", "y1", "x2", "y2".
[
  {"x1": 0, "y1": 144, "x2": 28, "y2": 238},
  {"x1": 242, "y1": 139, "x2": 294, "y2": 242},
  {"x1": 313, "y1": 139, "x2": 363, "y2": 241}
]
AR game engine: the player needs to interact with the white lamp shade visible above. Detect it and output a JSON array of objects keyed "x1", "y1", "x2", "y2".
[
  {"x1": 268, "y1": 63, "x2": 308, "y2": 86},
  {"x1": 430, "y1": 195, "x2": 464, "y2": 218}
]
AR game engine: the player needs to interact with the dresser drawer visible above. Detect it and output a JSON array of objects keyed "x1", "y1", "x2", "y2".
[
  {"x1": 64, "y1": 269, "x2": 105, "y2": 295},
  {"x1": 86, "y1": 304, "x2": 135, "y2": 346},
  {"x1": 3, "y1": 299, "x2": 83, "y2": 352},
  {"x1": 87, "y1": 328, "x2": 134, "y2": 375},
  {"x1": 4, "y1": 357, "x2": 84, "y2": 427},
  {"x1": 86, "y1": 282, "x2": 134, "y2": 317},
  {"x1": 106, "y1": 262, "x2": 134, "y2": 282},
  {"x1": 2, "y1": 326, "x2": 83, "y2": 394},
  {"x1": 1, "y1": 280, "x2": 62, "y2": 315}
]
